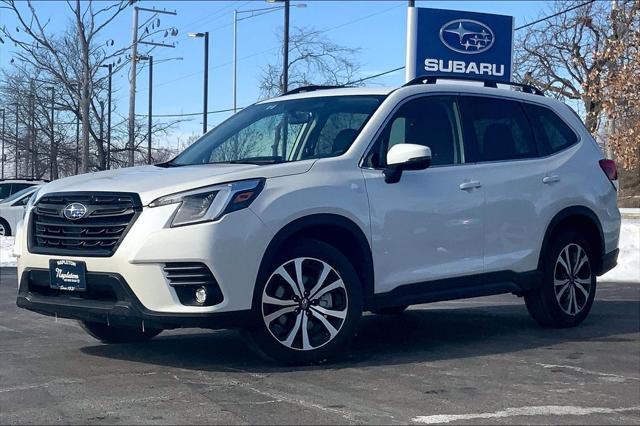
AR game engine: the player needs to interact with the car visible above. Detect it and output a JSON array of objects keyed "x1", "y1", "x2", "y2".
[
  {"x1": 14, "y1": 76, "x2": 621, "y2": 364},
  {"x1": 0, "y1": 185, "x2": 41, "y2": 237},
  {"x1": 0, "y1": 179, "x2": 47, "y2": 202}
]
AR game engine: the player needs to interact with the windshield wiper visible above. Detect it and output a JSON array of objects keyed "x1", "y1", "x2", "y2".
[{"x1": 212, "y1": 156, "x2": 285, "y2": 165}]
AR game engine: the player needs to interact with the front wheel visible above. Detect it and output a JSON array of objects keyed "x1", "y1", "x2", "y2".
[
  {"x1": 0, "y1": 219, "x2": 10, "y2": 237},
  {"x1": 251, "y1": 239, "x2": 363, "y2": 364},
  {"x1": 525, "y1": 231, "x2": 596, "y2": 328},
  {"x1": 80, "y1": 321, "x2": 162, "y2": 343}
]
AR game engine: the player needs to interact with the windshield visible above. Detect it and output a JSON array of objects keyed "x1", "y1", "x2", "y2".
[
  {"x1": 0, "y1": 186, "x2": 37, "y2": 204},
  {"x1": 169, "y1": 95, "x2": 385, "y2": 166}
]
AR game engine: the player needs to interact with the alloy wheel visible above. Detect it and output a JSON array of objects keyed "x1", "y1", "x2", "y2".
[
  {"x1": 261, "y1": 257, "x2": 348, "y2": 351},
  {"x1": 554, "y1": 243, "x2": 592, "y2": 316},
  {"x1": 0, "y1": 223, "x2": 5, "y2": 236}
]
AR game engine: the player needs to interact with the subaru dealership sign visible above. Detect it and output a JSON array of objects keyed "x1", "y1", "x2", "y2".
[{"x1": 406, "y1": 7, "x2": 514, "y2": 82}]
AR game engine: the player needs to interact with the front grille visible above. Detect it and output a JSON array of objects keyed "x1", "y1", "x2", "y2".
[
  {"x1": 29, "y1": 192, "x2": 142, "y2": 257},
  {"x1": 163, "y1": 262, "x2": 224, "y2": 306}
]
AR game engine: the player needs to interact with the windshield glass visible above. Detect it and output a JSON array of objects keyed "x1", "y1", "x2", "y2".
[
  {"x1": 170, "y1": 95, "x2": 385, "y2": 166},
  {"x1": 1, "y1": 186, "x2": 37, "y2": 204}
]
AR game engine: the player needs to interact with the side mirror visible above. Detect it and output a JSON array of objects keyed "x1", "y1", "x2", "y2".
[{"x1": 384, "y1": 144, "x2": 431, "y2": 184}]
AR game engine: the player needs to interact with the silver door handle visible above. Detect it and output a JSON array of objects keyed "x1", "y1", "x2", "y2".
[
  {"x1": 459, "y1": 180, "x2": 482, "y2": 190},
  {"x1": 543, "y1": 175, "x2": 560, "y2": 184}
]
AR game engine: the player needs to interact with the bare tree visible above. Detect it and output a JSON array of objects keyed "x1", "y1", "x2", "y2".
[
  {"x1": 514, "y1": 0, "x2": 639, "y2": 133},
  {"x1": 259, "y1": 27, "x2": 361, "y2": 98},
  {"x1": 1, "y1": 0, "x2": 131, "y2": 173}
]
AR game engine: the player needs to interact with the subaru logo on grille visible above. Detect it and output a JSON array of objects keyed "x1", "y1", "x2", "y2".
[
  {"x1": 63, "y1": 203, "x2": 88, "y2": 220},
  {"x1": 439, "y1": 19, "x2": 495, "y2": 54}
]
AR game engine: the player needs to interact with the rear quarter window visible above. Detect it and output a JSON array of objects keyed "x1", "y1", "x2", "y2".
[{"x1": 523, "y1": 103, "x2": 578, "y2": 155}]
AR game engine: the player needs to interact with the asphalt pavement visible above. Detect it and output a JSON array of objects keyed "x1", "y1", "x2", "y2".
[{"x1": 1, "y1": 267, "x2": 638, "y2": 425}]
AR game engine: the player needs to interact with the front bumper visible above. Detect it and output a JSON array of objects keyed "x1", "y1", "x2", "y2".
[
  {"x1": 17, "y1": 269, "x2": 254, "y2": 330},
  {"x1": 16, "y1": 202, "x2": 274, "y2": 315}
]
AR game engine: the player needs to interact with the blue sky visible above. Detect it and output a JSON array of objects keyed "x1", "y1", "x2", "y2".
[{"x1": 0, "y1": 0, "x2": 552, "y2": 147}]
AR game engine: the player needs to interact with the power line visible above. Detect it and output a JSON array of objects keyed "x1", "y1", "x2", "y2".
[{"x1": 514, "y1": 0, "x2": 595, "y2": 30}]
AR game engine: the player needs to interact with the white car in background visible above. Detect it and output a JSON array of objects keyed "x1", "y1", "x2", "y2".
[{"x1": 0, "y1": 185, "x2": 41, "y2": 236}]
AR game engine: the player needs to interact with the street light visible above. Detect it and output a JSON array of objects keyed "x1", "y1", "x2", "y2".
[
  {"x1": 1, "y1": 108, "x2": 5, "y2": 179},
  {"x1": 233, "y1": 2, "x2": 306, "y2": 112},
  {"x1": 188, "y1": 31, "x2": 209, "y2": 135}
]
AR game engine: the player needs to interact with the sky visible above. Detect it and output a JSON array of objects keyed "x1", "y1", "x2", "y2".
[{"x1": 0, "y1": 0, "x2": 553, "y2": 149}]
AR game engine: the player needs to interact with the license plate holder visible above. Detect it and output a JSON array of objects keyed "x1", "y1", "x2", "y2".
[{"x1": 50, "y1": 259, "x2": 87, "y2": 292}]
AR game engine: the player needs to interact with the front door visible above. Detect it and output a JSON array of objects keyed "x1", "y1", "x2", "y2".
[{"x1": 362, "y1": 95, "x2": 484, "y2": 294}]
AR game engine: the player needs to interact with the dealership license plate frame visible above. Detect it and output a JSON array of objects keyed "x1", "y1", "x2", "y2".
[{"x1": 49, "y1": 259, "x2": 87, "y2": 292}]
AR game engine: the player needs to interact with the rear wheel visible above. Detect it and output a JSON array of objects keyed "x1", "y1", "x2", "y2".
[
  {"x1": 80, "y1": 321, "x2": 162, "y2": 343},
  {"x1": 0, "y1": 219, "x2": 10, "y2": 237},
  {"x1": 251, "y1": 239, "x2": 363, "y2": 364},
  {"x1": 525, "y1": 231, "x2": 596, "y2": 328}
]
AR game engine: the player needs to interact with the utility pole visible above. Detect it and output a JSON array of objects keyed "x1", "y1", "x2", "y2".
[
  {"x1": 75, "y1": 113, "x2": 80, "y2": 175},
  {"x1": 147, "y1": 55, "x2": 153, "y2": 164},
  {"x1": 1, "y1": 108, "x2": 5, "y2": 179},
  {"x1": 29, "y1": 85, "x2": 34, "y2": 179},
  {"x1": 127, "y1": 6, "x2": 176, "y2": 167},
  {"x1": 127, "y1": 6, "x2": 139, "y2": 168},
  {"x1": 282, "y1": 0, "x2": 290, "y2": 94},
  {"x1": 100, "y1": 64, "x2": 113, "y2": 169}
]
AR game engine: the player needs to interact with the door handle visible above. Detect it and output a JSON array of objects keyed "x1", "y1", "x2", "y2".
[
  {"x1": 459, "y1": 180, "x2": 482, "y2": 190},
  {"x1": 543, "y1": 175, "x2": 560, "y2": 184}
]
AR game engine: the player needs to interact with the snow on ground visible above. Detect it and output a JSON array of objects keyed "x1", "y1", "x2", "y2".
[
  {"x1": 600, "y1": 219, "x2": 640, "y2": 283},
  {"x1": 0, "y1": 220, "x2": 638, "y2": 282},
  {"x1": 0, "y1": 236, "x2": 16, "y2": 267}
]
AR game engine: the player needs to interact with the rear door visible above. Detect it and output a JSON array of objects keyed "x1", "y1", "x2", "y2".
[{"x1": 458, "y1": 95, "x2": 547, "y2": 274}]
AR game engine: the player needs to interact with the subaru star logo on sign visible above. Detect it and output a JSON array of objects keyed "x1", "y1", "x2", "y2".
[
  {"x1": 439, "y1": 20, "x2": 495, "y2": 54},
  {"x1": 406, "y1": 7, "x2": 514, "y2": 82},
  {"x1": 63, "y1": 203, "x2": 88, "y2": 220}
]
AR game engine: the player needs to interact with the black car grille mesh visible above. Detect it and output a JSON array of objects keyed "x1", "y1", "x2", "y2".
[{"x1": 29, "y1": 192, "x2": 141, "y2": 257}]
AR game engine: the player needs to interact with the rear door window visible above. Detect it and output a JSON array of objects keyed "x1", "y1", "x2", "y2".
[
  {"x1": 523, "y1": 103, "x2": 578, "y2": 155},
  {"x1": 0, "y1": 183, "x2": 10, "y2": 199},
  {"x1": 459, "y1": 96, "x2": 538, "y2": 163}
]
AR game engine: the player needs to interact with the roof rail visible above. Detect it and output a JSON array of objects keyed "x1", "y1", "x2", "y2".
[
  {"x1": 282, "y1": 85, "x2": 345, "y2": 96},
  {"x1": 403, "y1": 75, "x2": 544, "y2": 96},
  {"x1": 0, "y1": 178, "x2": 50, "y2": 182}
]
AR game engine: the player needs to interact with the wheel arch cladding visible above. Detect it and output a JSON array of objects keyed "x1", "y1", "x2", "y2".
[
  {"x1": 254, "y1": 214, "x2": 374, "y2": 310},
  {"x1": 539, "y1": 206, "x2": 604, "y2": 272}
]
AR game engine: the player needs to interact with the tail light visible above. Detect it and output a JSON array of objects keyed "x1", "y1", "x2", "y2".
[{"x1": 599, "y1": 159, "x2": 618, "y2": 190}]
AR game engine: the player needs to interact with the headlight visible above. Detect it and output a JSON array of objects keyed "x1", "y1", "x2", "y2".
[{"x1": 149, "y1": 178, "x2": 265, "y2": 227}]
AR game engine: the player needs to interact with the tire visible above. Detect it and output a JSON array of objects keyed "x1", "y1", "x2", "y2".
[
  {"x1": 525, "y1": 230, "x2": 597, "y2": 328},
  {"x1": 0, "y1": 219, "x2": 11, "y2": 237},
  {"x1": 251, "y1": 238, "x2": 363, "y2": 365},
  {"x1": 80, "y1": 321, "x2": 162, "y2": 344},
  {"x1": 370, "y1": 305, "x2": 409, "y2": 315}
]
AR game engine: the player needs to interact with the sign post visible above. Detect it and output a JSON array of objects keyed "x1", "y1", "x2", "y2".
[{"x1": 406, "y1": 7, "x2": 514, "y2": 83}]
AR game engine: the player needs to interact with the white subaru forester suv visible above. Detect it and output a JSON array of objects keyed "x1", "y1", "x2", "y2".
[{"x1": 15, "y1": 76, "x2": 621, "y2": 364}]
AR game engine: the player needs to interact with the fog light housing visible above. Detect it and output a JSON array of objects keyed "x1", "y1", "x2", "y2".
[{"x1": 195, "y1": 286, "x2": 207, "y2": 305}]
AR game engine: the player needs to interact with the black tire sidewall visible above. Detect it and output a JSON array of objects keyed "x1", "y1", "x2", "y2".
[
  {"x1": 250, "y1": 238, "x2": 363, "y2": 365},
  {"x1": 536, "y1": 230, "x2": 597, "y2": 327},
  {"x1": 0, "y1": 218, "x2": 11, "y2": 237}
]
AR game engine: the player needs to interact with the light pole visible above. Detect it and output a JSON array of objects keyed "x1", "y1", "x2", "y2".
[
  {"x1": 1, "y1": 108, "x2": 5, "y2": 179},
  {"x1": 233, "y1": 2, "x2": 306, "y2": 111},
  {"x1": 14, "y1": 102, "x2": 19, "y2": 178},
  {"x1": 99, "y1": 64, "x2": 113, "y2": 169},
  {"x1": 188, "y1": 32, "x2": 209, "y2": 134},
  {"x1": 138, "y1": 55, "x2": 154, "y2": 164}
]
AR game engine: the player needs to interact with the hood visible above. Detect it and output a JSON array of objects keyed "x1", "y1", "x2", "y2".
[{"x1": 36, "y1": 160, "x2": 314, "y2": 205}]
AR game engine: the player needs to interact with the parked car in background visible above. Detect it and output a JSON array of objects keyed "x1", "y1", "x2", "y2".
[
  {"x1": 14, "y1": 76, "x2": 620, "y2": 364},
  {"x1": 0, "y1": 179, "x2": 47, "y2": 202},
  {"x1": 0, "y1": 185, "x2": 41, "y2": 236}
]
